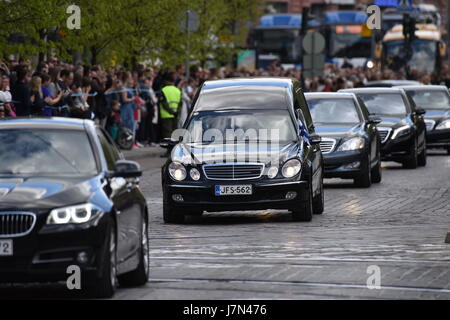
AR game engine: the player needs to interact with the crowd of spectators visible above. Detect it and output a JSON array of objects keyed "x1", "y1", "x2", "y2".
[{"x1": 1, "y1": 56, "x2": 449, "y2": 149}]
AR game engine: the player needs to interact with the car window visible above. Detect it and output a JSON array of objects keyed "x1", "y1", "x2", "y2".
[
  {"x1": 307, "y1": 98, "x2": 361, "y2": 124},
  {"x1": 97, "y1": 129, "x2": 120, "y2": 170},
  {"x1": 0, "y1": 129, "x2": 98, "y2": 176},
  {"x1": 405, "y1": 89, "x2": 450, "y2": 110},
  {"x1": 357, "y1": 93, "x2": 408, "y2": 115},
  {"x1": 356, "y1": 97, "x2": 370, "y2": 119}
]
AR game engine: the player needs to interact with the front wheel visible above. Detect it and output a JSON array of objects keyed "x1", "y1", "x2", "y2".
[
  {"x1": 312, "y1": 178, "x2": 324, "y2": 215},
  {"x1": 85, "y1": 224, "x2": 117, "y2": 298},
  {"x1": 371, "y1": 156, "x2": 382, "y2": 183},
  {"x1": 118, "y1": 218, "x2": 150, "y2": 287},
  {"x1": 418, "y1": 146, "x2": 427, "y2": 167},
  {"x1": 292, "y1": 184, "x2": 313, "y2": 222},
  {"x1": 163, "y1": 203, "x2": 185, "y2": 224},
  {"x1": 354, "y1": 156, "x2": 371, "y2": 188},
  {"x1": 403, "y1": 139, "x2": 418, "y2": 169}
]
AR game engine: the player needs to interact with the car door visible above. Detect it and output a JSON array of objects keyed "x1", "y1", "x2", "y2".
[
  {"x1": 96, "y1": 128, "x2": 138, "y2": 265},
  {"x1": 295, "y1": 85, "x2": 322, "y2": 196},
  {"x1": 357, "y1": 97, "x2": 378, "y2": 165},
  {"x1": 405, "y1": 94, "x2": 426, "y2": 152}
]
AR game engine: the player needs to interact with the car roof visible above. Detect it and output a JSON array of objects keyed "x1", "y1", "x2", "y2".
[
  {"x1": 202, "y1": 77, "x2": 293, "y2": 90},
  {"x1": 305, "y1": 92, "x2": 356, "y2": 99},
  {"x1": 340, "y1": 87, "x2": 405, "y2": 94},
  {"x1": 365, "y1": 80, "x2": 422, "y2": 87},
  {"x1": 0, "y1": 117, "x2": 94, "y2": 130},
  {"x1": 395, "y1": 85, "x2": 449, "y2": 91}
]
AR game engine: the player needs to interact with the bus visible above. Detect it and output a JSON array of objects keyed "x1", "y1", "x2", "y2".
[
  {"x1": 377, "y1": 23, "x2": 447, "y2": 74},
  {"x1": 318, "y1": 11, "x2": 372, "y2": 68}
]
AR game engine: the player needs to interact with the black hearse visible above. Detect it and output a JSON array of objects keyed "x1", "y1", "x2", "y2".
[
  {"x1": 162, "y1": 78, "x2": 324, "y2": 223},
  {"x1": 340, "y1": 88, "x2": 427, "y2": 169},
  {"x1": 305, "y1": 92, "x2": 382, "y2": 187}
]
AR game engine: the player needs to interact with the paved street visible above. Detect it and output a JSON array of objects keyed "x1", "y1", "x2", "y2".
[
  {"x1": 113, "y1": 149, "x2": 450, "y2": 299},
  {"x1": 1, "y1": 149, "x2": 449, "y2": 300}
]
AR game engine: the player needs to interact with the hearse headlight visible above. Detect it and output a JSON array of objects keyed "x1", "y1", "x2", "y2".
[
  {"x1": 267, "y1": 166, "x2": 279, "y2": 179},
  {"x1": 190, "y1": 168, "x2": 201, "y2": 181},
  {"x1": 169, "y1": 162, "x2": 187, "y2": 181},
  {"x1": 337, "y1": 137, "x2": 365, "y2": 151},
  {"x1": 436, "y1": 120, "x2": 450, "y2": 130},
  {"x1": 282, "y1": 159, "x2": 301, "y2": 178},
  {"x1": 391, "y1": 125, "x2": 411, "y2": 139},
  {"x1": 47, "y1": 203, "x2": 104, "y2": 225}
]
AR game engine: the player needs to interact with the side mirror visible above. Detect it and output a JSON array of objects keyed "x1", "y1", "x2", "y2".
[
  {"x1": 415, "y1": 108, "x2": 426, "y2": 116},
  {"x1": 310, "y1": 134, "x2": 322, "y2": 145},
  {"x1": 113, "y1": 160, "x2": 142, "y2": 178},
  {"x1": 160, "y1": 137, "x2": 179, "y2": 149},
  {"x1": 367, "y1": 115, "x2": 382, "y2": 125}
]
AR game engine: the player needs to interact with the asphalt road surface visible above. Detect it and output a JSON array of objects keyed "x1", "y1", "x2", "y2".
[{"x1": 1, "y1": 150, "x2": 449, "y2": 299}]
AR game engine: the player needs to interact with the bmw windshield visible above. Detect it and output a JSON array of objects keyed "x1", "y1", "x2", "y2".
[{"x1": 0, "y1": 129, "x2": 98, "y2": 176}]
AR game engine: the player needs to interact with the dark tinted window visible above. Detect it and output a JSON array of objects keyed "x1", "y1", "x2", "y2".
[
  {"x1": 357, "y1": 93, "x2": 408, "y2": 115},
  {"x1": 195, "y1": 86, "x2": 288, "y2": 111},
  {"x1": 0, "y1": 129, "x2": 97, "y2": 176},
  {"x1": 405, "y1": 89, "x2": 450, "y2": 110},
  {"x1": 307, "y1": 98, "x2": 361, "y2": 124},
  {"x1": 97, "y1": 129, "x2": 120, "y2": 170},
  {"x1": 186, "y1": 110, "x2": 297, "y2": 143}
]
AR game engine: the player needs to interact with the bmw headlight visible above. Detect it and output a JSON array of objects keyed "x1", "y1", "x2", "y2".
[
  {"x1": 436, "y1": 120, "x2": 450, "y2": 130},
  {"x1": 47, "y1": 203, "x2": 103, "y2": 225},
  {"x1": 337, "y1": 137, "x2": 365, "y2": 152},
  {"x1": 391, "y1": 125, "x2": 411, "y2": 139},
  {"x1": 169, "y1": 162, "x2": 187, "y2": 181},
  {"x1": 281, "y1": 159, "x2": 301, "y2": 178}
]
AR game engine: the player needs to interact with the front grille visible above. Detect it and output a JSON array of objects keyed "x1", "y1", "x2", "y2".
[
  {"x1": 377, "y1": 127, "x2": 392, "y2": 144},
  {"x1": 319, "y1": 138, "x2": 336, "y2": 154},
  {"x1": 203, "y1": 163, "x2": 264, "y2": 180},
  {"x1": 424, "y1": 119, "x2": 436, "y2": 132},
  {"x1": 0, "y1": 212, "x2": 36, "y2": 238}
]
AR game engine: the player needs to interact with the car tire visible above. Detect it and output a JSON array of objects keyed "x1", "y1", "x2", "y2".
[
  {"x1": 418, "y1": 146, "x2": 427, "y2": 167},
  {"x1": 118, "y1": 218, "x2": 149, "y2": 287},
  {"x1": 312, "y1": 177, "x2": 324, "y2": 215},
  {"x1": 85, "y1": 223, "x2": 117, "y2": 298},
  {"x1": 292, "y1": 183, "x2": 313, "y2": 222},
  {"x1": 354, "y1": 156, "x2": 371, "y2": 188},
  {"x1": 163, "y1": 203, "x2": 185, "y2": 224},
  {"x1": 403, "y1": 139, "x2": 418, "y2": 169},
  {"x1": 371, "y1": 156, "x2": 382, "y2": 184}
]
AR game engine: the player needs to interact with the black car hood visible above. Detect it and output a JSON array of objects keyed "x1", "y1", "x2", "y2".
[
  {"x1": 315, "y1": 123, "x2": 361, "y2": 139},
  {"x1": 375, "y1": 114, "x2": 408, "y2": 129},
  {"x1": 0, "y1": 176, "x2": 100, "y2": 210},
  {"x1": 171, "y1": 141, "x2": 302, "y2": 165}
]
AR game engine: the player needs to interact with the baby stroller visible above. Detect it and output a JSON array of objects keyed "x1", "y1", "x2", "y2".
[{"x1": 107, "y1": 110, "x2": 134, "y2": 150}]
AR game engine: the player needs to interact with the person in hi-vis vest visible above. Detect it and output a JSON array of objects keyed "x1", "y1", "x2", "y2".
[{"x1": 158, "y1": 72, "x2": 182, "y2": 139}]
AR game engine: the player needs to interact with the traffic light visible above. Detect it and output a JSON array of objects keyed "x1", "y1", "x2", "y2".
[{"x1": 301, "y1": 7, "x2": 312, "y2": 36}]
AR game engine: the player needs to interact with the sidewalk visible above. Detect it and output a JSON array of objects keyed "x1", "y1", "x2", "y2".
[{"x1": 123, "y1": 146, "x2": 166, "y2": 161}]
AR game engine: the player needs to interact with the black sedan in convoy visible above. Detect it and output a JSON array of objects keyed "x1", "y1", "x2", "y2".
[
  {"x1": 0, "y1": 118, "x2": 149, "y2": 298},
  {"x1": 305, "y1": 93, "x2": 382, "y2": 187},
  {"x1": 340, "y1": 88, "x2": 427, "y2": 169},
  {"x1": 397, "y1": 85, "x2": 450, "y2": 155},
  {"x1": 161, "y1": 78, "x2": 324, "y2": 223}
]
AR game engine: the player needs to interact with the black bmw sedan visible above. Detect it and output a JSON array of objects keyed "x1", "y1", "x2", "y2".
[
  {"x1": 161, "y1": 78, "x2": 324, "y2": 223},
  {"x1": 340, "y1": 88, "x2": 427, "y2": 169},
  {"x1": 397, "y1": 85, "x2": 450, "y2": 155},
  {"x1": 0, "y1": 118, "x2": 149, "y2": 298},
  {"x1": 305, "y1": 93, "x2": 382, "y2": 187}
]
